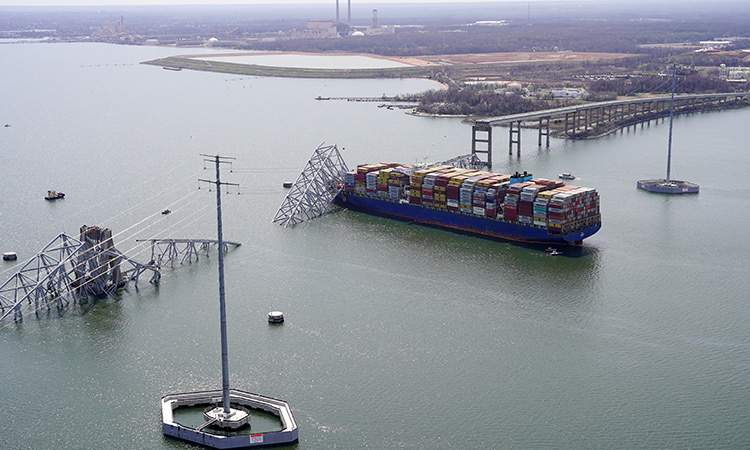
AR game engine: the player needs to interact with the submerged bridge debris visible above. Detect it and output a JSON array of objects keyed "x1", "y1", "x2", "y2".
[
  {"x1": 136, "y1": 238, "x2": 241, "y2": 268},
  {"x1": 0, "y1": 227, "x2": 241, "y2": 323},
  {"x1": 437, "y1": 153, "x2": 485, "y2": 171},
  {"x1": 0, "y1": 226, "x2": 159, "y2": 322}
]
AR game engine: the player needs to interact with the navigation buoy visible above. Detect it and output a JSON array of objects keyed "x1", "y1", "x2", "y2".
[{"x1": 268, "y1": 311, "x2": 284, "y2": 323}]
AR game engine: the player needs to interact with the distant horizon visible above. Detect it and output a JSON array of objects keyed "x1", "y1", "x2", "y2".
[
  {"x1": 0, "y1": 0, "x2": 563, "y2": 6},
  {"x1": 0, "y1": 0, "x2": 718, "y2": 7}
]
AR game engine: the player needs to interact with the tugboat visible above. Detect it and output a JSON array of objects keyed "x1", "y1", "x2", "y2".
[
  {"x1": 3, "y1": 252, "x2": 17, "y2": 261},
  {"x1": 44, "y1": 190, "x2": 65, "y2": 200}
]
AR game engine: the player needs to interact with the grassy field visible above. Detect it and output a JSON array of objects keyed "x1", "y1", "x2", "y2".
[{"x1": 142, "y1": 56, "x2": 435, "y2": 79}]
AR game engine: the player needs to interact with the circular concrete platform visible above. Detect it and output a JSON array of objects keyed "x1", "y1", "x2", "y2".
[{"x1": 204, "y1": 406, "x2": 250, "y2": 429}]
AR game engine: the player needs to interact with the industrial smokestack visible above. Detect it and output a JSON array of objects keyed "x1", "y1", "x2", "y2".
[
  {"x1": 348, "y1": 0, "x2": 351, "y2": 24},
  {"x1": 336, "y1": 0, "x2": 339, "y2": 23},
  {"x1": 372, "y1": 9, "x2": 378, "y2": 28}
]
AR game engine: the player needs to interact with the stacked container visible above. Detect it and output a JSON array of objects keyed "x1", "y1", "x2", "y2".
[
  {"x1": 517, "y1": 184, "x2": 541, "y2": 224},
  {"x1": 547, "y1": 186, "x2": 600, "y2": 232},
  {"x1": 486, "y1": 181, "x2": 509, "y2": 219},
  {"x1": 503, "y1": 183, "x2": 521, "y2": 221},
  {"x1": 447, "y1": 174, "x2": 467, "y2": 211},
  {"x1": 433, "y1": 172, "x2": 453, "y2": 210},
  {"x1": 422, "y1": 173, "x2": 437, "y2": 208},
  {"x1": 344, "y1": 170, "x2": 356, "y2": 193},
  {"x1": 533, "y1": 194, "x2": 549, "y2": 227},
  {"x1": 356, "y1": 164, "x2": 387, "y2": 194},
  {"x1": 366, "y1": 170, "x2": 379, "y2": 197},
  {"x1": 345, "y1": 163, "x2": 600, "y2": 233},
  {"x1": 470, "y1": 174, "x2": 501, "y2": 217},
  {"x1": 388, "y1": 172, "x2": 404, "y2": 201},
  {"x1": 460, "y1": 178, "x2": 475, "y2": 214},
  {"x1": 409, "y1": 169, "x2": 425, "y2": 205}
]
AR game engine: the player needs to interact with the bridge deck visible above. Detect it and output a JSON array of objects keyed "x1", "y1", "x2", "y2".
[{"x1": 467, "y1": 93, "x2": 748, "y2": 126}]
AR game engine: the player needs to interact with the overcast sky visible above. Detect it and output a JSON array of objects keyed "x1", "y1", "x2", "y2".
[{"x1": 1, "y1": 0, "x2": 565, "y2": 6}]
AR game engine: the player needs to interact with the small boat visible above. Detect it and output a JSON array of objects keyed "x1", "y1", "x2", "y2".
[
  {"x1": 558, "y1": 173, "x2": 576, "y2": 180},
  {"x1": 546, "y1": 247, "x2": 562, "y2": 256},
  {"x1": 163, "y1": 66, "x2": 182, "y2": 71},
  {"x1": 3, "y1": 252, "x2": 17, "y2": 261},
  {"x1": 162, "y1": 209, "x2": 171, "y2": 215},
  {"x1": 283, "y1": 182, "x2": 293, "y2": 188},
  {"x1": 44, "y1": 190, "x2": 65, "y2": 200}
]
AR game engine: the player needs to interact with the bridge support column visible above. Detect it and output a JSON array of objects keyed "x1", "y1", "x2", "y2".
[
  {"x1": 471, "y1": 122, "x2": 492, "y2": 168},
  {"x1": 585, "y1": 108, "x2": 591, "y2": 131},
  {"x1": 538, "y1": 117, "x2": 550, "y2": 147},
  {"x1": 509, "y1": 121, "x2": 521, "y2": 155}
]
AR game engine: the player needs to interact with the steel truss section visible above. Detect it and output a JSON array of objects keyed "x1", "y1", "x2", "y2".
[
  {"x1": 438, "y1": 153, "x2": 486, "y2": 171},
  {"x1": 136, "y1": 239, "x2": 242, "y2": 268},
  {"x1": 273, "y1": 143, "x2": 349, "y2": 227},
  {"x1": 0, "y1": 229, "x2": 160, "y2": 323}
]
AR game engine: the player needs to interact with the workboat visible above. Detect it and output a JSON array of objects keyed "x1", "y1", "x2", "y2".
[
  {"x1": 558, "y1": 173, "x2": 576, "y2": 180},
  {"x1": 336, "y1": 163, "x2": 601, "y2": 245},
  {"x1": 44, "y1": 190, "x2": 65, "y2": 200}
]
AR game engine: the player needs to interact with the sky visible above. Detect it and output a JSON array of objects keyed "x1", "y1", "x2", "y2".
[{"x1": 1, "y1": 0, "x2": 565, "y2": 6}]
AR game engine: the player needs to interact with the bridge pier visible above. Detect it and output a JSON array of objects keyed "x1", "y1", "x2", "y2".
[
  {"x1": 538, "y1": 117, "x2": 550, "y2": 147},
  {"x1": 509, "y1": 121, "x2": 521, "y2": 155},
  {"x1": 471, "y1": 122, "x2": 492, "y2": 168},
  {"x1": 467, "y1": 93, "x2": 749, "y2": 158}
]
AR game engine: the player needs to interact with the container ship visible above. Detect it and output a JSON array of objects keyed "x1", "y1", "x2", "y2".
[{"x1": 335, "y1": 163, "x2": 601, "y2": 245}]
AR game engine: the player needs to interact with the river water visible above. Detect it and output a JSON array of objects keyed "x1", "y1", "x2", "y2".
[{"x1": 1, "y1": 42, "x2": 749, "y2": 449}]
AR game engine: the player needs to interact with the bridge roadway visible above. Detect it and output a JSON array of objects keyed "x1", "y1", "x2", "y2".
[{"x1": 465, "y1": 92, "x2": 750, "y2": 167}]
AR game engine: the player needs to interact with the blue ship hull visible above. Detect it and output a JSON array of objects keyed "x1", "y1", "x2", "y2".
[{"x1": 335, "y1": 193, "x2": 601, "y2": 245}]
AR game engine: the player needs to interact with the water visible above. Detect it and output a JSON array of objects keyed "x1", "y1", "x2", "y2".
[{"x1": 1, "y1": 42, "x2": 749, "y2": 450}]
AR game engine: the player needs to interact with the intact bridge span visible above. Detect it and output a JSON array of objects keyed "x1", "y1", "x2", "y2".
[{"x1": 466, "y1": 92, "x2": 750, "y2": 168}]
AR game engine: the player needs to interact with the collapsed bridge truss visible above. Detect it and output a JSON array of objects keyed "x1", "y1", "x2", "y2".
[
  {"x1": 0, "y1": 226, "x2": 160, "y2": 323},
  {"x1": 273, "y1": 143, "x2": 349, "y2": 227}
]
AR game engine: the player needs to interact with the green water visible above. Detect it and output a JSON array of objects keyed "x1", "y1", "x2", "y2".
[{"x1": 1, "y1": 42, "x2": 749, "y2": 449}]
